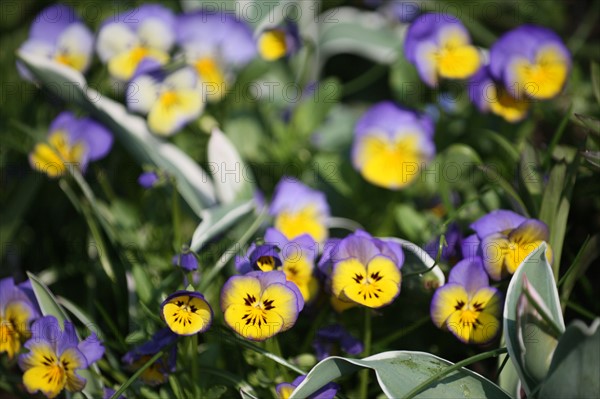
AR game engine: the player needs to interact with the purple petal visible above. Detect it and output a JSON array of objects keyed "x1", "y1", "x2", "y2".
[
  {"x1": 138, "y1": 172, "x2": 159, "y2": 188},
  {"x1": 172, "y1": 252, "x2": 198, "y2": 271},
  {"x1": 448, "y1": 257, "x2": 489, "y2": 295},
  {"x1": 269, "y1": 177, "x2": 330, "y2": 217},
  {"x1": 333, "y1": 234, "x2": 380, "y2": 265},
  {"x1": 29, "y1": 4, "x2": 80, "y2": 44},
  {"x1": 461, "y1": 234, "x2": 481, "y2": 260},
  {"x1": 318, "y1": 238, "x2": 342, "y2": 275},
  {"x1": 249, "y1": 244, "x2": 282, "y2": 268},
  {"x1": 470, "y1": 210, "x2": 527, "y2": 238},
  {"x1": 250, "y1": 270, "x2": 287, "y2": 288},
  {"x1": 27, "y1": 316, "x2": 61, "y2": 348},
  {"x1": 354, "y1": 101, "x2": 434, "y2": 139},
  {"x1": 285, "y1": 280, "x2": 305, "y2": 312},
  {"x1": 57, "y1": 320, "x2": 80, "y2": 357},
  {"x1": 468, "y1": 66, "x2": 495, "y2": 112},
  {"x1": 340, "y1": 330, "x2": 364, "y2": 355},
  {"x1": 78, "y1": 332, "x2": 104, "y2": 365},
  {"x1": 73, "y1": 118, "x2": 113, "y2": 161}
]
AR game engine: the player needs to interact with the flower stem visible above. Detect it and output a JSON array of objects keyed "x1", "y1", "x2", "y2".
[
  {"x1": 190, "y1": 334, "x2": 200, "y2": 396},
  {"x1": 359, "y1": 308, "x2": 372, "y2": 398}
]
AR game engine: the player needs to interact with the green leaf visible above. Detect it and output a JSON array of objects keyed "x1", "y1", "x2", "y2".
[
  {"x1": 190, "y1": 200, "x2": 256, "y2": 251},
  {"x1": 291, "y1": 78, "x2": 341, "y2": 139},
  {"x1": 207, "y1": 128, "x2": 254, "y2": 204},
  {"x1": 575, "y1": 113, "x2": 600, "y2": 136},
  {"x1": 317, "y1": 7, "x2": 401, "y2": 65},
  {"x1": 560, "y1": 234, "x2": 600, "y2": 305},
  {"x1": 591, "y1": 62, "x2": 600, "y2": 105},
  {"x1": 477, "y1": 165, "x2": 530, "y2": 217},
  {"x1": 503, "y1": 243, "x2": 565, "y2": 395},
  {"x1": 539, "y1": 319, "x2": 600, "y2": 398},
  {"x1": 17, "y1": 52, "x2": 217, "y2": 217},
  {"x1": 289, "y1": 351, "x2": 510, "y2": 399}
]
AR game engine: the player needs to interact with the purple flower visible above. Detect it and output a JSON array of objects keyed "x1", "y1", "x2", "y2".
[
  {"x1": 258, "y1": 21, "x2": 301, "y2": 61},
  {"x1": 276, "y1": 375, "x2": 339, "y2": 399},
  {"x1": 221, "y1": 271, "x2": 304, "y2": 341},
  {"x1": 29, "y1": 112, "x2": 113, "y2": 178},
  {"x1": 19, "y1": 315, "x2": 104, "y2": 397},
  {"x1": 404, "y1": 13, "x2": 481, "y2": 87},
  {"x1": 424, "y1": 223, "x2": 462, "y2": 262},
  {"x1": 329, "y1": 230, "x2": 404, "y2": 308},
  {"x1": 312, "y1": 324, "x2": 363, "y2": 361},
  {"x1": 468, "y1": 66, "x2": 530, "y2": 122},
  {"x1": 489, "y1": 25, "x2": 570, "y2": 100},
  {"x1": 172, "y1": 251, "x2": 198, "y2": 272},
  {"x1": 18, "y1": 4, "x2": 94, "y2": 79},
  {"x1": 96, "y1": 5, "x2": 176, "y2": 81},
  {"x1": 177, "y1": 12, "x2": 255, "y2": 101},
  {"x1": 430, "y1": 257, "x2": 503, "y2": 344},
  {"x1": 470, "y1": 210, "x2": 552, "y2": 280},
  {"x1": 270, "y1": 178, "x2": 330, "y2": 244},
  {"x1": 122, "y1": 328, "x2": 178, "y2": 386},
  {"x1": 0, "y1": 277, "x2": 39, "y2": 359},
  {"x1": 352, "y1": 101, "x2": 435, "y2": 189},
  {"x1": 138, "y1": 171, "x2": 159, "y2": 188},
  {"x1": 235, "y1": 243, "x2": 283, "y2": 274}
]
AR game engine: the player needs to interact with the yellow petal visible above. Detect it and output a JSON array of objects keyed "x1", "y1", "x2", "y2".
[
  {"x1": 221, "y1": 276, "x2": 262, "y2": 310},
  {"x1": 275, "y1": 206, "x2": 327, "y2": 243},
  {"x1": 162, "y1": 295, "x2": 212, "y2": 335},
  {"x1": 260, "y1": 283, "x2": 301, "y2": 331},
  {"x1": 147, "y1": 90, "x2": 203, "y2": 136},
  {"x1": 224, "y1": 304, "x2": 284, "y2": 341},
  {"x1": 431, "y1": 284, "x2": 468, "y2": 328},
  {"x1": 258, "y1": 30, "x2": 287, "y2": 61}
]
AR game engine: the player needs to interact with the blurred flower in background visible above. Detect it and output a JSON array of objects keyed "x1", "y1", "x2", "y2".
[
  {"x1": 270, "y1": 178, "x2": 331, "y2": 244},
  {"x1": 276, "y1": 375, "x2": 339, "y2": 399},
  {"x1": 138, "y1": 171, "x2": 160, "y2": 188},
  {"x1": 122, "y1": 328, "x2": 178, "y2": 386},
  {"x1": 160, "y1": 291, "x2": 213, "y2": 336},
  {"x1": 221, "y1": 271, "x2": 304, "y2": 341},
  {"x1": 468, "y1": 66, "x2": 531, "y2": 123},
  {"x1": 177, "y1": 11, "x2": 256, "y2": 101},
  {"x1": 172, "y1": 249, "x2": 199, "y2": 272},
  {"x1": 235, "y1": 242, "x2": 282, "y2": 274},
  {"x1": 329, "y1": 230, "x2": 404, "y2": 308},
  {"x1": 127, "y1": 67, "x2": 204, "y2": 136},
  {"x1": 352, "y1": 101, "x2": 435, "y2": 189},
  {"x1": 29, "y1": 112, "x2": 113, "y2": 178},
  {"x1": 0, "y1": 278, "x2": 39, "y2": 359},
  {"x1": 404, "y1": 13, "x2": 481, "y2": 87},
  {"x1": 470, "y1": 210, "x2": 552, "y2": 281},
  {"x1": 96, "y1": 4, "x2": 176, "y2": 81},
  {"x1": 312, "y1": 324, "x2": 363, "y2": 360},
  {"x1": 19, "y1": 315, "x2": 104, "y2": 398},
  {"x1": 489, "y1": 25, "x2": 570, "y2": 100},
  {"x1": 431, "y1": 257, "x2": 502, "y2": 344},
  {"x1": 257, "y1": 21, "x2": 301, "y2": 62},
  {"x1": 17, "y1": 4, "x2": 94, "y2": 79}
]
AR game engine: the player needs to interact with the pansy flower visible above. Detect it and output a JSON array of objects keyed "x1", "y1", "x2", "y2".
[
  {"x1": 258, "y1": 21, "x2": 301, "y2": 62},
  {"x1": 352, "y1": 101, "x2": 435, "y2": 190},
  {"x1": 235, "y1": 243, "x2": 283, "y2": 274},
  {"x1": 270, "y1": 178, "x2": 330, "y2": 244},
  {"x1": 404, "y1": 13, "x2": 481, "y2": 87},
  {"x1": 29, "y1": 112, "x2": 113, "y2": 178},
  {"x1": 264, "y1": 228, "x2": 319, "y2": 302},
  {"x1": 276, "y1": 375, "x2": 338, "y2": 399},
  {"x1": 160, "y1": 291, "x2": 213, "y2": 336},
  {"x1": 221, "y1": 271, "x2": 304, "y2": 341},
  {"x1": 177, "y1": 12, "x2": 256, "y2": 101},
  {"x1": 127, "y1": 67, "x2": 204, "y2": 136},
  {"x1": 18, "y1": 315, "x2": 104, "y2": 398},
  {"x1": 0, "y1": 277, "x2": 39, "y2": 359},
  {"x1": 471, "y1": 210, "x2": 552, "y2": 280},
  {"x1": 18, "y1": 4, "x2": 94, "y2": 79},
  {"x1": 489, "y1": 25, "x2": 570, "y2": 100},
  {"x1": 172, "y1": 249, "x2": 198, "y2": 272},
  {"x1": 312, "y1": 324, "x2": 363, "y2": 361},
  {"x1": 96, "y1": 4, "x2": 176, "y2": 81},
  {"x1": 469, "y1": 66, "x2": 530, "y2": 123},
  {"x1": 122, "y1": 328, "x2": 178, "y2": 386},
  {"x1": 330, "y1": 230, "x2": 404, "y2": 308},
  {"x1": 431, "y1": 257, "x2": 502, "y2": 344}
]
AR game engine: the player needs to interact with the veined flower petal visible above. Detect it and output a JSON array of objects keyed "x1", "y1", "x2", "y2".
[
  {"x1": 430, "y1": 283, "x2": 468, "y2": 328},
  {"x1": 161, "y1": 291, "x2": 213, "y2": 336}
]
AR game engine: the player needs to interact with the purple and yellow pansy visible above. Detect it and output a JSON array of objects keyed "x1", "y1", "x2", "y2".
[
  {"x1": 160, "y1": 291, "x2": 213, "y2": 336},
  {"x1": 257, "y1": 21, "x2": 301, "y2": 62},
  {"x1": 352, "y1": 101, "x2": 435, "y2": 190},
  {"x1": 328, "y1": 230, "x2": 404, "y2": 309},
  {"x1": 270, "y1": 178, "x2": 330, "y2": 244},
  {"x1": 489, "y1": 25, "x2": 570, "y2": 100},
  {"x1": 431, "y1": 257, "x2": 502, "y2": 344},
  {"x1": 18, "y1": 4, "x2": 94, "y2": 79},
  {"x1": 312, "y1": 324, "x2": 363, "y2": 361},
  {"x1": 404, "y1": 13, "x2": 481, "y2": 87},
  {"x1": 18, "y1": 315, "x2": 104, "y2": 398},
  {"x1": 96, "y1": 4, "x2": 176, "y2": 81},
  {"x1": 0, "y1": 278, "x2": 38, "y2": 359},
  {"x1": 471, "y1": 210, "x2": 552, "y2": 281},
  {"x1": 220, "y1": 271, "x2": 304, "y2": 341},
  {"x1": 29, "y1": 112, "x2": 113, "y2": 178}
]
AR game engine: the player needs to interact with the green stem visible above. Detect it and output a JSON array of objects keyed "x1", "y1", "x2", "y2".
[
  {"x1": 374, "y1": 315, "x2": 430, "y2": 349},
  {"x1": 523, "y1": 288, "x2": 564, "y2": 337},
  {"x1": 190, "y1": 334, "x2": 199, "y2": 396},
  {"x1": 110, "y1": 343, "x2": 176, "y2": 399},
  {"x1": 496, "y1": 353, "x2": 510, "y2": 379},
  {"x1": 565, "y1": 300, "x2": 597, "y2": 320},
  {"x1": 404, "y1": 347, "x2": 508, "y2": 399},
  {"x1": 359, "y1": 308, "x2": 372, "y2": 399}
]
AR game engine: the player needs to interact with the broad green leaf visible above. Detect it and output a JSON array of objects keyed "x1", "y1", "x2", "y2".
[
  {"x1": 538, "y1": 318, "x2": 600, "y2": 398},
  {"x1": 26, "y1": 272, "x2": 104, "y2": 397},
  {"x1": 190, "y1": 199, "x2": 256, "y2": 251},
  {"x1": 17, "y1": 52, "x2": 217, "y2": 217},
  {"x1": 317, "y1": 7, "x2": 401, "y2": 65},
  {"x1": 503, "y1": 243, "x2": 565, "y2": 395},
  {"x1": 289, "y1": 351, "x2": 510, "y2": 399},
  {"x1": 207, "y1": 128, "x2": 254, "y2": 204}
]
